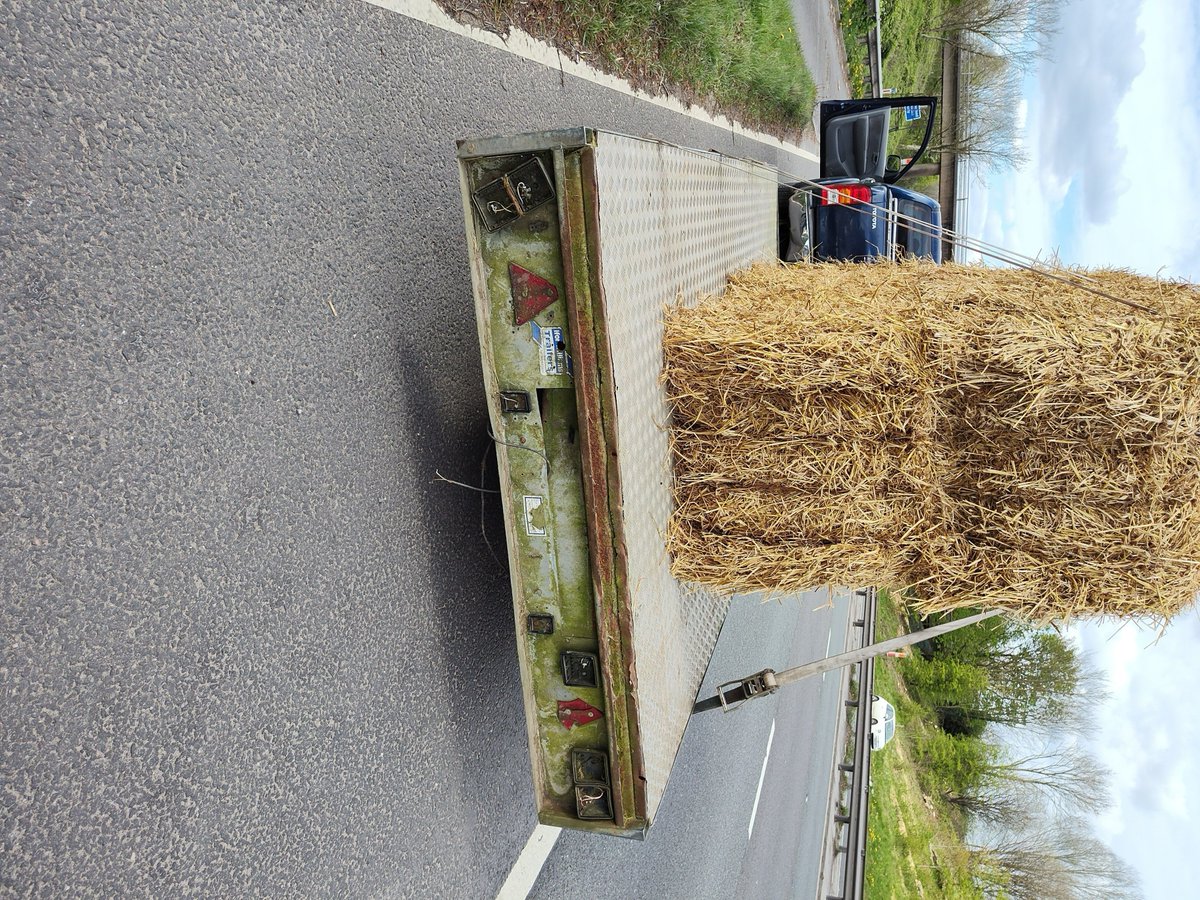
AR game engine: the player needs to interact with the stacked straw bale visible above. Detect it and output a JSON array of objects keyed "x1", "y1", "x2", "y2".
[{"x1": 664, "y1": 262, "x2": 1200, "y2": 623}]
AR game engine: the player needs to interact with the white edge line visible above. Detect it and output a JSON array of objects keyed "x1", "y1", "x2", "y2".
[
  {"x1": 360, "y1": 0, "x2": 819, "y2": 163},
  {"x1": 747, "y1": 719, "x2": 777, "y2": 840},
  {"x1": 496, "y1": 823, "x2": 563, "y2": 900}
]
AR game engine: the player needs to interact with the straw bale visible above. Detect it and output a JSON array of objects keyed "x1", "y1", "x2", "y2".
[
  {"x1": 671, "y1": 434, "x2": 936, "y2": 493},
  {"x1": 668, "y1": 525, "x2": 909, "y2": 595},
  {"x1": 665, "y1": 260, "x2": 1200, "y2": 624}
]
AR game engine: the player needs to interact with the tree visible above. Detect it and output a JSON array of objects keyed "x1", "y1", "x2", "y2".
[
  {"x1": 925, "y1": 616, "x2": 1109, "y2": 736},
  {"x1": 928, "y1": 0, "x2": 1063, "y2": 67},
  {"x1": 915, "y1": 729, "x2": 997, "y2": 797},
  {"x1": 942, "y1": 780, "x2": 1033, "y2": 830},
  {"x1": 930, "y1": 47, "x2": 1028, "y2": 173},
  {"x1": 917, "y1": 0, "x2": 1065, "y2": 174},
  {"x1": 977, "y1": 742, "x2": 1111, "y2": 815},
  {"x1": 969, "y1": 818, "x2": 1144, "y2": 899}
]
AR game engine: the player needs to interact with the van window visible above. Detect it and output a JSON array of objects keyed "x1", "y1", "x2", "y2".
[{"x1": 894, "y1": 199, "x2": 935, "y2": 259}]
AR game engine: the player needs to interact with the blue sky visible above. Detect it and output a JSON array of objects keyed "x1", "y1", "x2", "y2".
[{"x1": 966, "y1": 0, "x2": 1200, "y2": 894}]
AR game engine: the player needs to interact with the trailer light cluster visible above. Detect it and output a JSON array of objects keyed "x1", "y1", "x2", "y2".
[{"x1": 571, "y1": 749, "x2": 613, "y2": 820}]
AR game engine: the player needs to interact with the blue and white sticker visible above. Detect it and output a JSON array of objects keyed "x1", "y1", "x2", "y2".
[
  {"x1": 540, "y1": 325, "x2": 565, "y2": 376},
  {"x1": 529, "y1": 321, "x2": 569, "y2": 377}
]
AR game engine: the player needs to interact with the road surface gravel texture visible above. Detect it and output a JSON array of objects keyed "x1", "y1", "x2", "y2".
[{"x1": 1, "y1": 1, "x2": 835, "y2": 896}]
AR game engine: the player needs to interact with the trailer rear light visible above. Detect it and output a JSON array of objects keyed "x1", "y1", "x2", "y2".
[{"x1": 820, "y1": 184, "x2": 872, "y2": 206}]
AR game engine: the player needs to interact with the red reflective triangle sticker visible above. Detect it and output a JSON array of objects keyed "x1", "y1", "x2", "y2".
[
  {"x1": 510, "y1": 263, "x2": 559, "y2": 326},
  {"x1": 557, "y1": 698, "x2": 603, "y2": 729}
]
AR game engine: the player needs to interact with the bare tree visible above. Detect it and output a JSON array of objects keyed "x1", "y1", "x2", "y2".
[
  {"x1": 929, "y1": 47, "x2": 1027, "y2": 173},
  {"x1": 978, "y1": 743, "x2": 1111, "y2": 815},
  {"x1": 917, "y1": 0, "x2": 1065, "y2": 174},
  {"x1": 970, "y1": 819, "x2": 1143, "y2": 899},
  {"x1": 943, "y1": 781, "x2": 1033, "y2": 830},
  {"x1": 928, "y1": 0, "x2": 1064, "y2": 68}
]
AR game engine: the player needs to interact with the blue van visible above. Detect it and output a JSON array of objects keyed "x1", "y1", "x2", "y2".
[{"x1": 781, "y1": 96, "x2": 942, "y2": 264}]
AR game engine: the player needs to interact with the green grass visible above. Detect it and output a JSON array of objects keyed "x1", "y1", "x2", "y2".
[
  {"x1": 864, "y1": 591, "x2": 981, "y2": 900},
  {"x1": 836, "y1": 0, "x2": 874, "y2": 97},
  {"x1": 474, "y1": 0, "x2": 816, "y2": 131},
  {"x1": 879, "y1": 0, "x2": 946, "y2": 96},
  {"x1": 837, "y1": 0, "x2": 946, "y2": 97}
]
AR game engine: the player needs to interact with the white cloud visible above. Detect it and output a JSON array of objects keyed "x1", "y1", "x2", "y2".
[
  {"x1": 978, "y1": 0, "x2": 1200, "y2": 278},
  {"x1": 1075, "y1": 613, "x2": 1200, "y2": 897},
  {"x1": 966, "y1": 3, "x2": 1200, "y2": 893},
  {"x1": 1038, "y1": 0, "x2": 1147, "y2": 222},
  {"x1": 1073, "y1": 0, "x2": 1200, "y2": 278}
]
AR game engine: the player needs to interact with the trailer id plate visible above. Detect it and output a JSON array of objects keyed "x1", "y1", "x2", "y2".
[{"x1": 530, "y1": 322, "x2": 566, "y2": 376}]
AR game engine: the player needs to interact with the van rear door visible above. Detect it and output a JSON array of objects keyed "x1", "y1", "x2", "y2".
[{"x1": 819, "y1": 97, "x2": 938, "y2": 183}]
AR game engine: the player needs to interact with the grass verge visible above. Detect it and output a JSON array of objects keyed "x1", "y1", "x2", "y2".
[
  {"x1": 836, "y1": 0, "x2": 874, "y2": 96},
  {"x1": 864, "y1": 590, "x2": 979, "y2": 900},
  {"x1": 445, "y1": 0, "x2": 816, "y2": 135},
  {"x1": 838, "y1": 0, "x2": 947, "y2": 98}
]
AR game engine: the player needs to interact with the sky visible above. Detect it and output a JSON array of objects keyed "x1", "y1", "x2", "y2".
[{"x1": 965, "y1": 0, "x2": 1200, "y2": 894}]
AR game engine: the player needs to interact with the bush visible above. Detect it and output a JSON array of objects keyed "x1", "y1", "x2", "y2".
[
  {"x1": 903, "y1": 656, "x2": 988, "y2": 711},
  {"x1": 914, "y1": 729, "x2": 993, "y2": 796}
]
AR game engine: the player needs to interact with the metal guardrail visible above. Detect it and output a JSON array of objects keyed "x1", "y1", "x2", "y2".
[
  {"x1": 865, "y1": 1, "x2": 884, "y2": 97},
  {"x1": 827, "y1": 587, "x2": 877, "y2": 900}
]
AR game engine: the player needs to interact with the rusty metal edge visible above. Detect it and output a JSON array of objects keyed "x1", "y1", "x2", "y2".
[
  {"x1": 553, "y1": 145, "x2": 641, "y2": 833},
  {"x1": 577, "y1": 146, "x2": 647, "y2": 825}
]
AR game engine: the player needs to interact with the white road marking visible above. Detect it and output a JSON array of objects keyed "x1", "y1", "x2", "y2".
[
  {"x1": 748, "y1": 719, "x2": 777, "y2": 839},
  {"x1": 822, "y1": 628, "x2": 833, "y2": 681},
  {"x1": 496, "y1": 824, "x2": 562, "y2": 900},
  {"x1": 359, "y1": 0, "x2": 819, "y2": 163}
]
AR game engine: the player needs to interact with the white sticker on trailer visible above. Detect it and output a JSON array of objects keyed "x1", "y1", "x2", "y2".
[{"x1": 523, "y1": 495, "x2": 547, "y2": 536}]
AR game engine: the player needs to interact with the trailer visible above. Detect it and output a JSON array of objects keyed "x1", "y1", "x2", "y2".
[
  {"x1": 457, "y1": 128, "x2": 779, "y2": 837},
  {"x1": 455, "y1": 109, "x2": 961, "y2": 837}
]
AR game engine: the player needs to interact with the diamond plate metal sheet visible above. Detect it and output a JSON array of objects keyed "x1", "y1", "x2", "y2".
[{"x1": 592, "y1": 133, "x2": 777, "y2": 821}]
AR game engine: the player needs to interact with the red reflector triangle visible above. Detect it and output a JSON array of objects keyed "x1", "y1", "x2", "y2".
[
  {"x1": 557, "y1": 698, "x2": 604, "y2": 729},
  {"x1": 510, "y1": 263, "x2": 559, "y2": 326}
]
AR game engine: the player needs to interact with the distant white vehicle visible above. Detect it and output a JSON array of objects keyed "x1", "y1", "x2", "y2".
[{"x1": 870, "y1": 695, "x2": 896, "y2": 750}]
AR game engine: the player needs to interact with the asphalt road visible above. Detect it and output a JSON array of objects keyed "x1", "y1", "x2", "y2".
[
  {"x1": 791, "y1": 0, "x2": 853, "y2": 114},
  {"x1": 2, "y1": 2, "x2": 846, "y2": 897}
]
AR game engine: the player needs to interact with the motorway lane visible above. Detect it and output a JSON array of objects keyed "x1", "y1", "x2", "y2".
[
  {"x1": 530, "y1": 590, "x2": 854, "y2": 900},
  {"x1": 2, "y1": 2, "x2": 832, "y2": 897},
  {"x1": 736, "y1": 594, "x2": 854, "y2": 899}
]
